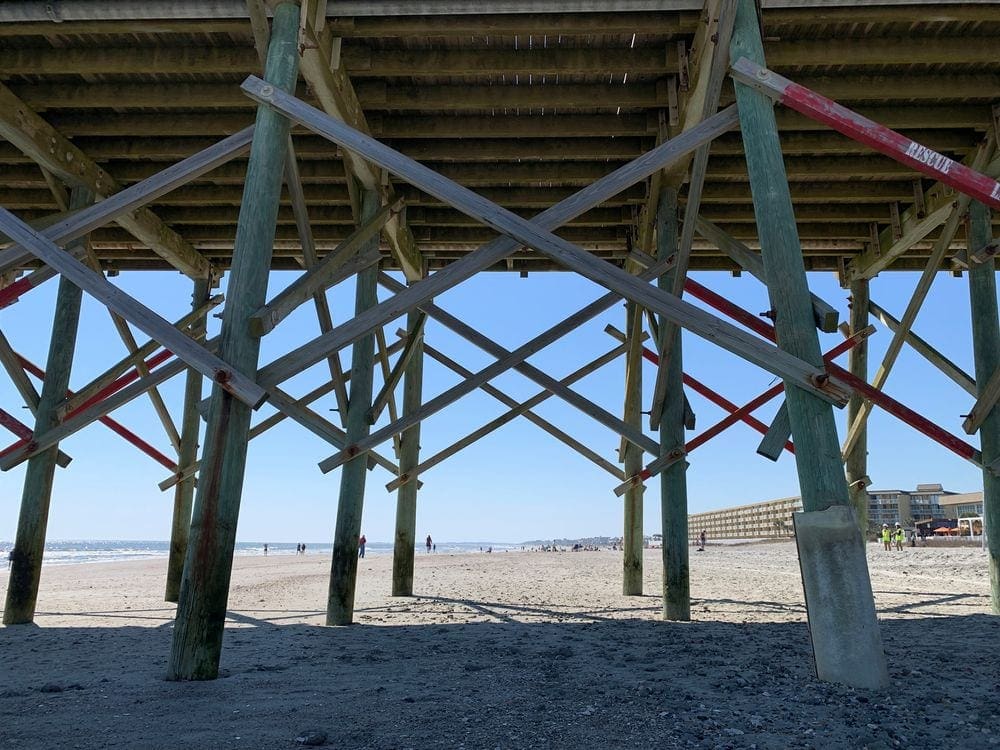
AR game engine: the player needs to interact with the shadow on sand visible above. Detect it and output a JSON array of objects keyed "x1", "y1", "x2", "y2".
[{"x1": 1, "y1": 599, "x2": 997, "y2": 749}]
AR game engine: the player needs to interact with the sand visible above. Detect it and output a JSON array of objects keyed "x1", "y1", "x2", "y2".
[{"x1": 0, "y1": 541, "x2": 997, "y2": 749}]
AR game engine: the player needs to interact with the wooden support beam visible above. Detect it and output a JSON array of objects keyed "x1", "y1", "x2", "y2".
[
  {"x1": 328, "y1": 189, "x2": 381, "y2": 626},
  {"x1": 4, "y1": 187, "x2": 91, "y2": 625},
  {"x1": 251, "y1": 100, "x2": 741, "y2": 390},
  {"x1": 0, "y1": 81, "x2": 212, "y2": 279},
  {"x1": 372, "y1": 326, "x2": 403, "y2": 457},
  {"x1": 0, "y1": 125, "x2": 254, "y2": 277},
  {"x1": 245, "y1": 81, "x2": 849, "y2": 408},
  {"x1": 688, "y1": 271, "x2": 983, "y2": 466},
  {"x1": 622, "y1": 298, "x2": 644, "y2": 596},
  {"x1": 249, "y1": 200, "x2": 397, "y2": 336},
  {"x1": 695, "y1": 217, "x2": 840, "y2": 332},
  {"x1": 756, "y1": 401, "x2": 791, "y2": 463},
  {"x1": 844, "y1": 278, "x2": 871, "y2": 532},
  {"x1": 168, "y1": 3, "x2": 300, "y2": 682},
  {"x1": 0, "y1": 408, "x2": 71, "y2": 468},
  {"x1": 324, "y1": 258, "x2": 675, "y2": 473},
  {"x1": 653, "y1": 186, "x2": 690, "y2": 618},
  {"x1": 391, "y1": 301, "x2": 426, "y2": 597},
  {"x1": 730, "y1": 58, "x2": 1000, "y2": 211},
  {"x1": 165, "y1": 278, "x2": 210, "y2": 603},
  {"x1": 605, "y1": 323, "x2": 791, "y2": 453},
  {"x1": 159, "y1": 338, "x2": 408, "y2": 493},
  {"x1": 841, "y1": 136, "x2": 997, "y2": 459},
  {"x1": 869, "y1": 299, "x2": 976, "y2": 398},
  {"x1": 368, "y1": 312, "x2": 425, "y2": 426},
  {"x1": 297, "y1": 12, "x2": 423, "y2": 281},
  {"x1": 57, "y1": 297, "x2": 220, "y2": 417},
  {"x1": 280, "y1": 136, "x2": 350, "y2": 424},
  {"x1": 377, "y1": 272, "x2": 658, "y2": 459},
  {"x1": 0, "y1": 208, "x2": 266, "y2": 409},
  {"x1": 648, "y1": 0, "x2": 737, "y2": 430},
  {"x1": 730, "y1": 0, "x2": 886, "y2": 688},
  {"x1": 387, "y1": 342, "x2": 628, "y2": 493},
  {"x1": 966, "y1": 201, "x2": 1000, "y2": 613}
]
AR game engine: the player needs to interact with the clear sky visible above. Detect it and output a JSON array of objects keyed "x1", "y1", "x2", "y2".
[{"x1": 0, "y1": 257, "x2": 989, "y2": 545}]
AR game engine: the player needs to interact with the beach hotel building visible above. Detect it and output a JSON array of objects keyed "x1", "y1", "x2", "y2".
[{"x1": 689, "y1": 484, "x2": 964, "y2": 540}]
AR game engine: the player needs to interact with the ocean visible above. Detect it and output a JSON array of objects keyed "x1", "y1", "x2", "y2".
[{"x1": 0, "y1": 540, "x2": 523, "y2": 566}]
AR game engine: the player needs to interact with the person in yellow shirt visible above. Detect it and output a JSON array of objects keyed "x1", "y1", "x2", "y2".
[
  {"x1": 894, "y1": 523, "x2": 905, "y2": 551},
  {"x1": 881, "y1": 524, "x2": 891, "y2": 551}
]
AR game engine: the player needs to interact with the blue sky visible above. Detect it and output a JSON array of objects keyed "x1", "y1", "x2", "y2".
[{"x1": 0, "y1": 258, "x2": 989, "y2": 544}]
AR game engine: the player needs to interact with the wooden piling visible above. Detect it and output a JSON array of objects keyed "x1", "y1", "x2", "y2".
[
  {"x1": 845, "y1": 278, "x2": 870, "y2": 534},
  {"x1": 165, "y1": 277, "x2": 210, "y2": 603},
  {"x1": 622, "y1": 299, "x2": 644, "y2": 595},
  {"x1": 3, "y1": 187, "x2": 91, "y2": 625},
  {"x1": 327, "y1": 188, "x2": 381, "y2": 625},
  {"x1": 967, "y1": 201, "x2": 1000, "y2": 613},
  {"x1": 167, "y1": 1, "x2": 300, "y2": 680},
  {"x1": 656, "y1": 187, "x2": 690, "y2": 621},
  {"x1": 392, "y1": 306, "x2": 426, "y2": 597},
  {"x1": 730, "y1": 0, "x2": 886, "y2": 687}
]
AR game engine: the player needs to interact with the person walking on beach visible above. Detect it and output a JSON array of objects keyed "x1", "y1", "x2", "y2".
[
  {"x1": 358, "y1": 534, "x2": 366, "y2": 559},
  {"x1": 697, "y1": 530, "x2": 706, "y2": 552},
  {"x1": 263, "y1": 543, "x2": 268, "y2": 556},
  {"x1": 426, "y1": 534, "x2": 432, "y2": 553},
  {"x1": 881, "y1": 524, "x2": 892, "y2": 551}
]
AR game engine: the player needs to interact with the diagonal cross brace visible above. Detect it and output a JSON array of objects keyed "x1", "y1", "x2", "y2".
[
  {"x1": 243, "y1": 76, "x2": 849, "y2": 408},
  {"x1": 251, "y1": 92, "x2": 743, "y2": 391},
  {"x1": 730, "y1": 57, "x2": 1000, "y2": 210},
  {"x1": 377, "y1": 272, "x2": 658, "y2": 456},
  {"x1": 0, "y1": 207, "x2": 267, "y2": 409},
  {"x1": 387, "y1": 340, "x2": 630, "y2": 492},
  {"x1": 318, "y1": 259, "x2": 675, "y2": 474}
]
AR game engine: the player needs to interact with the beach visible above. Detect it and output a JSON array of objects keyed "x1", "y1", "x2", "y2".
[{"x1": 0, "y1": 541, "x2": 996, "y2": 749}]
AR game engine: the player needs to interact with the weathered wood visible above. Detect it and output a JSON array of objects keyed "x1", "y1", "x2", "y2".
[
  {"x1": 168, "y1": 3, "x2": 300, "y2": 681},
  {"x1": 328, "y1": 189, "x2": 381, "y2": 626},
  {"x1": 321, "y1": 260, "x2": 675, "y2": 474},
  {"x1": 376, "y1": 272, "x2": 659, "y2": 458},
  {"x1": 252, "y1": 90, "x2": 740, "y2": 392},
  {"x1": 298, "y1": 12, "x2": 422, "y2": 281},
  {"x1": 0, "y1": 408, "x2": 72, "y2": 468},
  {"x1": 368, "y1": 312, "x2": 425, "y2": 426},
  {"x1": 372, "y1": 326, "x2": 403, "y2": 457},
  {"x1": 756, "y1": 401, "x2": 791, "y2": 462},
  {"x1": 391, "y1": 301, "x2": 425, "y2": 597},
  {"x1": 967, "y1": 201, "x2": 1000, "y2": 613},
  {"x1": 57, "y1": 297, "x2": 221, "y2": 417},
  {"x1": 841, "y1": 137, "x2": 996, "y2": 459},
  {"x1": 0, "y1": 207, "x2": 266, "y2": 409},
  {"x1": 695, "y1": 217, "x2": 840, "y2": 332},
  {"x1": 4, "y1": 187, "x2": 91, "y2": 625},
  {"x1": 0, "y1": 81, "x2": 212, "y2": 278},
  {"x1": 868, "y1": 299, "x2": 976, "y2": 398},
  {"x1": 245, "y1": 82, "x2": 848, "y2": 406},
  {"x1": 388, "y1": 342, "x2": 628, "y2": 492},
  {"x1": 649, "y1": 0, "x2": 736, "y2": 429},
  {"x1": 281, "y1": 136, "x2": 350, "y2": 422},
  {"x1": 652, "y1": 188, "x2": 691, "y2": 621},
  {"x1": 845, "y1": 278, "x2": 870, "y2": 533},
  {"x1": 0, "y1": 126, "x2": 253, "y2": 274},
  {"x1": 249, "y1": 200, "x2": 397, "y2": 336},
  {"x1": 165, "y1": 278, "x2": 210, "y2": 603},
  {"x1": 731, "y1": 0, "x2": 886, "y2": 688},
  {"x1": 730, "y1": 57, "x2": 1000, "y2": 211},
  {"x1": 605, "y1": 323, "x2": 791, "y2": 453},
  {"x1": 622, "y1": 299, "x2": 644, "y2": 596},
  {"x1": 158, "y1": 338, "x2": 407, "y2": 492}
]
